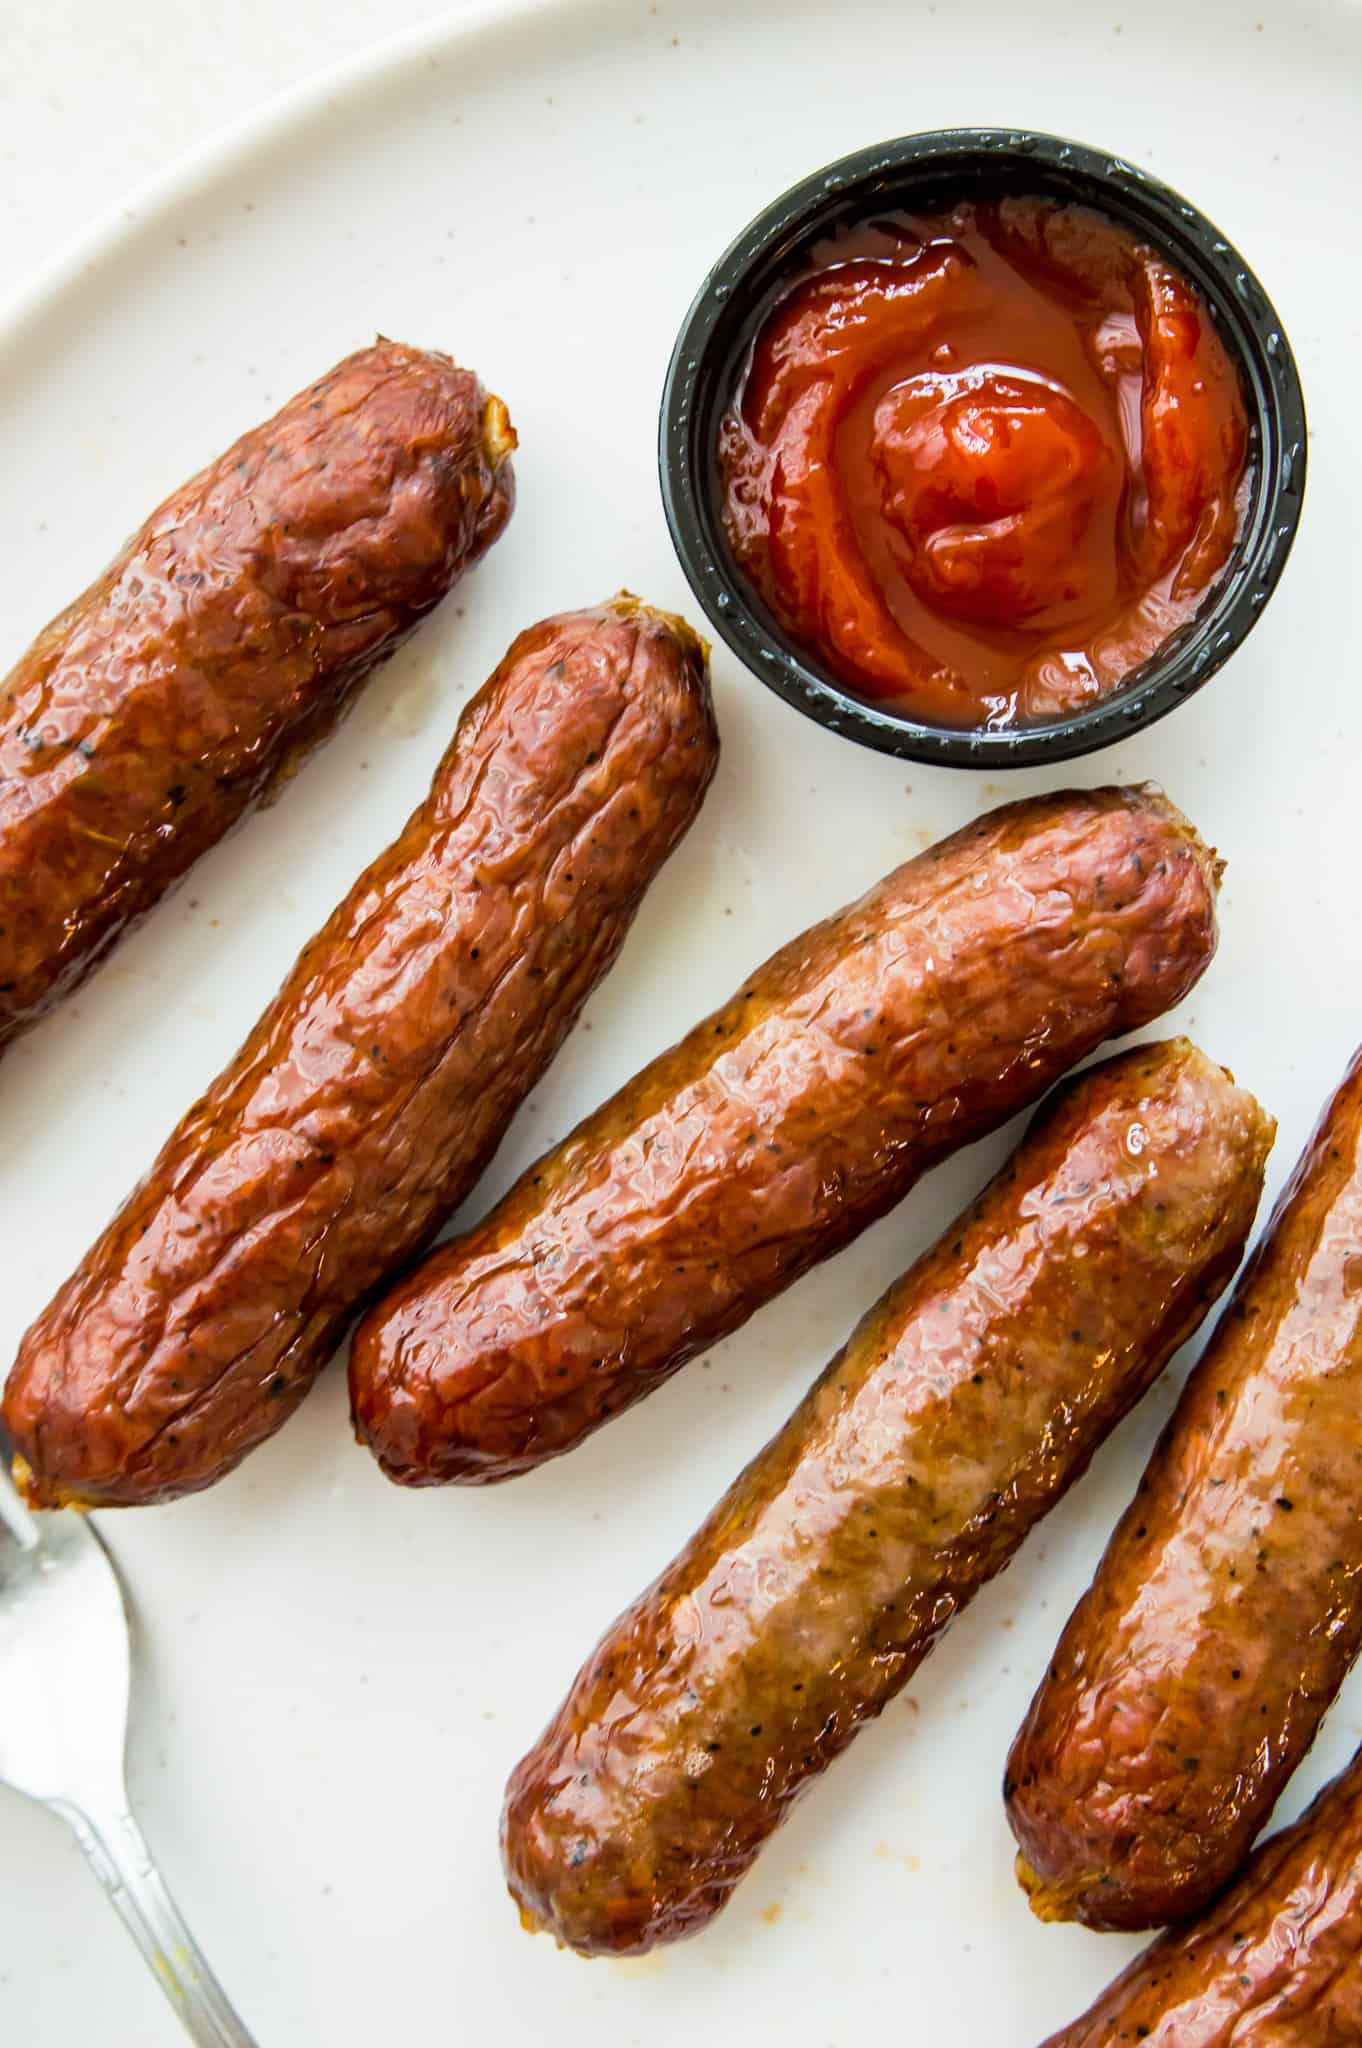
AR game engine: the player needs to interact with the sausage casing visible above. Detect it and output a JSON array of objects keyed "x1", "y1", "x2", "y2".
[
  {"x1": 0, "y1": 341, "x2": 514, "y2": 1049},
  {"x1": 352, "y1": 785, "x2": 1222, "y2": 1485},
  {"x1": 3, "y1": 599, "x2": 717, "y2": 1507},
  {"x1": 1039, "y1": 1743, "x2": 1362, "y2": 2046},
  {"x1": 1007, "y1": 1048, "x2": 1362, "y2": 1931},
  {"x1": 502, "y1": 1041, "x2": 1273, "y2": 1955}
]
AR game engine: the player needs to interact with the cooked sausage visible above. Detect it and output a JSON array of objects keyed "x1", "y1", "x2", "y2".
[
  {"x1": 1007, "y1": 1048, "x2": 1362, "y2": 1933},
  {"x1": 351, "y1": 785, "x2": 1224, "y2": 1487},
  {"x1": 0, "y1": 340, "x2": 514, "y2": 1051},
  {"x1": 502, "y1": 1041, "x2": 1273, "y2": 1955},
  {"x1": 1038, "y1": 1742, "x2": 1362, "y2": 2046},
  {"x1": 3, "y1": 598, "x2": 717, "y2": 1508}
]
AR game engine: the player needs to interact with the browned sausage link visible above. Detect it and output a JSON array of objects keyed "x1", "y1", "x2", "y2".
[
  {"x1": 1038, "y1": 1743, "x2": 1362, "y2": 2046},
  {"x1": 0, "y1": 341, "x2": 515, "y2": 1050},
  {"x1": 1007, "y1": 1048, "x2": 1362, "y2": 1933},
  {"x1": 502, "y1": 1041, "x2": 1273, "y2": 1956},
  {"x1": 2, "y1": 599, "x2": 717, "y2": 1508},
  {"x1": 351, "y1": 785, "x2": 1223, "y2": 1487}
]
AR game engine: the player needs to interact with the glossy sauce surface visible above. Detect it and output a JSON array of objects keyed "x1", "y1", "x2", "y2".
[
  {"x1": 0, "y1": 342, "x2": 515, "y2": 1050},
  {"x1": 351, "y1": 788, "x2": 1224, "y2": 1486},
  {"x1": 720, "y1": 197, "x2": 1250, "y2": 727},
  {"x1": 1008, "y1": 1047, "x2": 1362, "y2": 1932},
  {"x1": 1042, "y1": 1741, "x2": 1362, "y2": 2046},
  {"x1": 501, "y1": 1042, "x2": 1273, "y2": 1956},
  {"x1": 3, "y1": 600, "x2": 717, "y2": 1507}
]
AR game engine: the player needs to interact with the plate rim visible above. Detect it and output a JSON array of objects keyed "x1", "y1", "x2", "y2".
[
  {"x1": 0, "y1": 0, "x2": 601, "y2": 348},
  {"x1": 8, "y1": 0, "x2": 1362, "y2": 357}
]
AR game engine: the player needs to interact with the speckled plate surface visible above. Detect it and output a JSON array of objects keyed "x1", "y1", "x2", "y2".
[{"x1": 1, "y1": 1, "x2": 1360, "y2": 2041}]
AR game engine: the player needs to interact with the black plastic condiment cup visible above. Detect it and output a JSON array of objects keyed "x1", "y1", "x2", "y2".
[{"x1": 658, "y1": 128, "x2": 1307, "y2": 769}]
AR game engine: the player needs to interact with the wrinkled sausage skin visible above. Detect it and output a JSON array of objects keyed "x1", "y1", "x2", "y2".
[
  {"x1": 351, "y1": 785, "x2": 1222, "y2": 1486},
  {"x1": 0, "y1": 341, "x2": 515, "y2": 1050},
  {"x1": 3, "y1": 599, "x2": 717, "y2": 1507},
  {"x1": 1039, "y1": 1743, "x2": 1362, "y2": 2046},
  {"x1": 502, "y1": 1042, "x2": 1273, "y2": 1956},
  {"x1": 1008, "y1": 1049, "x2": 1362, "y2": 1933}
]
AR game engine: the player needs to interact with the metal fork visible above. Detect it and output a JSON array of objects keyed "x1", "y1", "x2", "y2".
[{"x1": 0, "y1": 1446, "x2": 259, "y2": 2045}]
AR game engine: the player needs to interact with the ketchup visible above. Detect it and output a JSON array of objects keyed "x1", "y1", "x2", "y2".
[{"x1": 719, "y1": 196, "x2": 1250, "y2": 728}]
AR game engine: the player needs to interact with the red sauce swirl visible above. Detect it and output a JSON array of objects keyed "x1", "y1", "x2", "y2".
[{"x1": 719, "y1": 196, "x2": 1250, "y2": 728}]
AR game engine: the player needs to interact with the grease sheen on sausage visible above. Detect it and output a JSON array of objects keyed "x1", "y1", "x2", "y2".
[
  {"x1": 0, "y1": 341, "x2": 514, "y2": 1050},
  {"x1": 1039, "y1": 1742, "x2": 1362, "y2": 2046},
  {"x1": 1007, "y1": 1047, "x2": 1362, "y2": 1932},
  {"x1": 502, "y1": 1041, "x2": 1273, "y2": 1955},
  {"x1": 3, "y1": 599, "x2": 717, "y2": 1507},
  {"x1": 351, "y1": 785, "x2": 1223, "y2": 1486}
]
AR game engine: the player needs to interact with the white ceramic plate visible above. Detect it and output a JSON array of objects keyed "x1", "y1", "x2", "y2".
[{"x1": 2, "y1": 2, "x2": 1360, "y2": 2040}]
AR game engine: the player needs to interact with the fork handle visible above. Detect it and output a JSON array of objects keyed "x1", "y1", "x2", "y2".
[{"x1": 57, "y1": 1797, "x2": 260, "y2": 2047}]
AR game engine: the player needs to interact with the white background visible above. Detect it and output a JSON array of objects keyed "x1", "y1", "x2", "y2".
[{"x1": 2, "y1": 3, "x2": 1361, "y2": 2044}]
